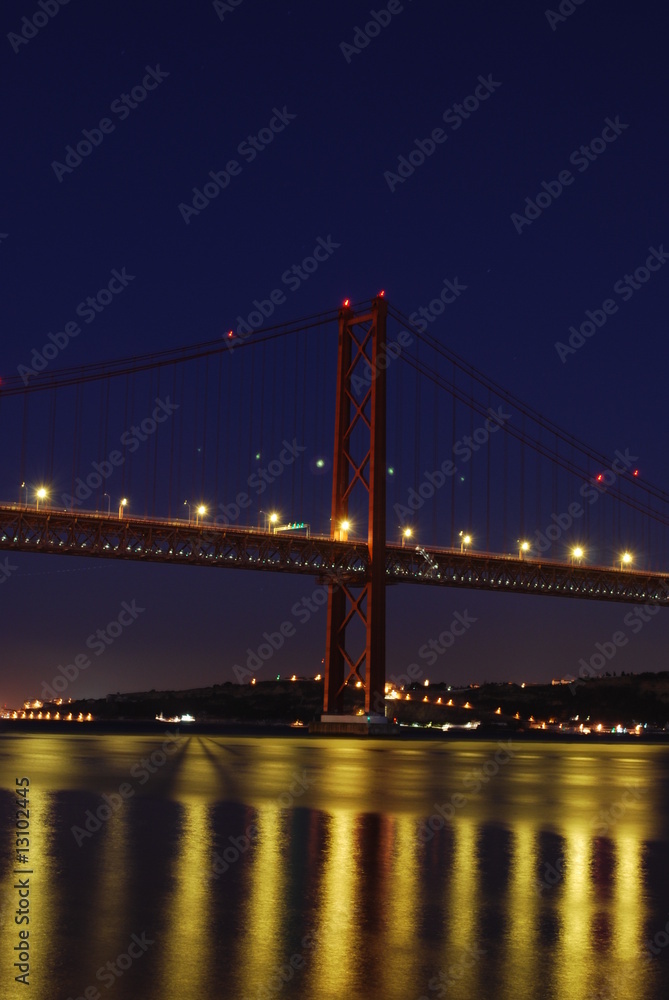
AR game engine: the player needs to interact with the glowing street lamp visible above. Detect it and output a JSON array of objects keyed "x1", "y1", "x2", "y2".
[
  {"x1": 103, "y1": 492, "x2": 111, "y2": 516},
  {"x1": 20, "y1": 482, "x2": 27, "y2": 507},
  {"x1": 196, "y1": 504, "x2": 206, "y2": 525},
  {"x1": 119, "y1": 498, "x2": 128, "y2": 519},
  {"x1": 571, "y1": 545, "x2": 584, "y2": 564},
  {"x1": 518, "y1": 540, "x2": 530, "y2": 559},
  {"x1": 268, "y1": 512, "x2": 279, "y2": 533},
  {"x1": 621, "y1": 551, "x2": 632, "y2": 570},
  {"x1": 35, "y1": 487, "x2": 47, "y2": 510},
  {"x1": 459, "y1": 531, "x2": 471, "y2": 552},
  {"x1": 401, "y1": 527, "x2": 412, "y2": 547}
]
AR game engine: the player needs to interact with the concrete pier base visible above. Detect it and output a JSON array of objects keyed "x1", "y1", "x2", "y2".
[{"x1": 309, "y1": 713, "x2": 397, "y2": 735}]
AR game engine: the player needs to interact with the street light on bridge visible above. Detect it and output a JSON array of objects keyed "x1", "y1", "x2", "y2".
[
  {"x1": 459, "y1": 531, "x2": 471, "y2": 552},
  {"x1": 621, "y1": 551, "x2": 632, "y2": 570},
  {"x1": 518, "y1": 540, "x2": 530, "y2": 559},
  {"x1": 35, "y1": 487, "x2": 47, "y2": 510},
  {"x1": 401, "y1": 527, "x2": 412, "y2": 547},
  {"x1": 103, "y1": 492, "x2": 111, "y2": 516},
  {"x1": 196, "y1": 504, "x2": 206, "y2": 525},
  {"x1": 337, "y1": 519, "x2": 350, "y2": 542},
  {"x1": 571, "y1": 545, "x2": 584, "y2": 564},
  {"x1": 119, "y1": 498, "x2": 128, "y2": 519}
]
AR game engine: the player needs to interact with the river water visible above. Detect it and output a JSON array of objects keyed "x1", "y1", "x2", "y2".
[{"x1": 0, "y1": 730, "x2": 668, "y2": 1000}]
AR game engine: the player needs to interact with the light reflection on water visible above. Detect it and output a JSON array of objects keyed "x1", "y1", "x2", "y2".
[{"x1": 0, "y1": 734, "x2": 667, "y2": 1000}]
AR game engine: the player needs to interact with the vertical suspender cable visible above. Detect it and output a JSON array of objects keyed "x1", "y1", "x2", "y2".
[
  {"x1": 201, "y1": 356, "x2": 210, "y2": 504},
  {"x1": 177, "y1": 363, "x2": 185, "y2": 513},
  {"x1": 450, "y1": 362, "x2": 456, "y2": 547},
  {"x1": 300, "y1": 329, "x2": 307, "y2": 518},
  {"x1": 519, "y1": 413, "x2": 525, "y2": 542},
  {"x1": 152, "y1": 367, "x2": 161, "y2": 518},
  {"x1": 168, "y1": 363, "x2": 177, "y2": 518},
  {"x1": 121, "y1": 374, "x2": 130, "y2": 499},
  {"x1": 20, "y1": 393, "x2": 29, "y2": 500},
  {"x1": 192, "y1": 359, "x2": 200, "y2": 505},
  {"x1": 144, "y1": 369, "x2": 154, "y2": 517},
  {"x1": 468, "y1": 375, "x2": 474, "y2": 537},
  {"x1": 47, "y1": 388, "x2": 57, "y2": 490},
  {"x1": 502, "y1": 423, "x2": 508, "y2": 555},
  {"x1": 485, "y1": 389, "x2": 491, "y2": 552},
  {"x1": 248, "y1": 337, "x2": 255, "y2": 503},
  {"x1": 432, "y1": 377, "x2": 438, "y2": 545},
  {"x1": 214, "y1": 351, "x2": 222, "y2": 516}
]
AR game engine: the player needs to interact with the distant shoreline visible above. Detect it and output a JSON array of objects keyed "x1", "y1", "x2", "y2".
[{"x1": 2, "y1": 719, "x2": 669, "y2": 743}]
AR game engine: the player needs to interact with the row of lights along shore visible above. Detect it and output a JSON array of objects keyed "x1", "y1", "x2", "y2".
[{"x1": 17, "y1": 485, "x2": 637, "y2": 568}]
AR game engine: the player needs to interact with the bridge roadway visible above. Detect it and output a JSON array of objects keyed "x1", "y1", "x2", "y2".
[{"x1": 1, "y1": 504, "x2": 668, "y2": 606}]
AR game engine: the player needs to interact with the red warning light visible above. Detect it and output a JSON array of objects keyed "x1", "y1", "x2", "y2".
[
  {"x1": 227, "y1": 330, "x2": 234, "y2": 338},
  {"x1": 596, "y1": 474, "x2": 603, "y2": 482},
  {"x1": 343, "y1": 298, "x2": 350, "y2": 307},
  {"x1": 633, "y1": 469, "x2": 639, "y2": 476},
  {"x1": 378, "y1": 289, "x2": 385, "y2": 297}
]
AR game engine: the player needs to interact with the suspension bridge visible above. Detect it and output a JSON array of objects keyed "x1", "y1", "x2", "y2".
[{"x1": 2, "y1": 296, "x2": 668, "y2": 718}]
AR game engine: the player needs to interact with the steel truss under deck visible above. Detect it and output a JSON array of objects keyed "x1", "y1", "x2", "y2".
[{"x1": 1, "y1": 506, "x2": 668, "y2": 606}]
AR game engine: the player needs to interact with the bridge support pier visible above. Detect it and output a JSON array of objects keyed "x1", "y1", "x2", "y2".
[{"x1": 322, "y1": 296, "x2": 388, "y2": 723}]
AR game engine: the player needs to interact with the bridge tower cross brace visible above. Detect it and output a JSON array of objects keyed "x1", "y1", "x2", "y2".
[{"x1": 323, "y1": 296, "x2": 387, "y2": 716}]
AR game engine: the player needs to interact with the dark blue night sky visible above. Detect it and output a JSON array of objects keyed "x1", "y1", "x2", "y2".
[{"x1": 1, "y1": 0, "x2": 668, "y2": 707}]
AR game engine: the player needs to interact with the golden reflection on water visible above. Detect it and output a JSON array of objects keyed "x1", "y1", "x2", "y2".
[
  {"x1": 0, "y1": 786, "x2": 55, "y2": 1000},
  {"x1": 155, "y1": 797, "x2": 214, "y2": 998},
  {"x1": 553, "y1": 826, "x2": 595, "y2": 998},
  {"x1": 236, "y1": 803, "x2": 286, "y2": 997},
  {"x1": 503, "y1": 823, "x2": 538, "y2": 998},
  {"x1": 88, "y1": 803, "x2": 130, "y2": 959},
  {"x1": 381, "y1": 815, "x2": 422, "y2": 996},
  {"x1": 310, "y1": 810, "x2": 358, "y2": 997},
  {"x1": 0, "y1": 736, "x2": 665, "y2": 1000},
  {"x1": 446, "y1": 819, "x2": 481, "y2": 998}
]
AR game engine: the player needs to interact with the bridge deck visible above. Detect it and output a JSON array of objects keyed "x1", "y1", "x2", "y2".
[{"x1": 1, "y1": 505, "x2": 667, "y2": 606}]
